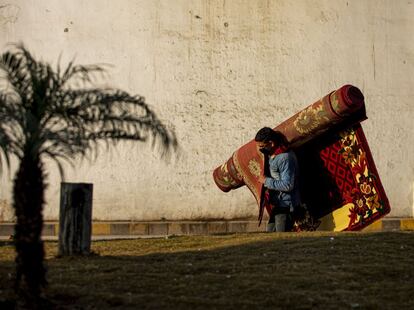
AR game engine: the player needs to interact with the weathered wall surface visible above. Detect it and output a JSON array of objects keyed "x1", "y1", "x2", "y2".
[{"x1": 0, "y1": 0, "x2": 413, "y2": 221}]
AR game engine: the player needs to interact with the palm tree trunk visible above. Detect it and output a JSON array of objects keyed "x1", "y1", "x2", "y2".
[{"x1": 13, "y1": 153, "x2": 47, "y2": 302}]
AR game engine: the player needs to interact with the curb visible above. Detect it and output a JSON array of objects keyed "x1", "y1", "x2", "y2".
[
  {"x1": 0, "y1": 220, "x2": 265, "y2": 237},
  {"x1": 362, "y1": 218, "x2": 414, "y2": 232},
  {"x1": 1, "y1": 218, "x2": 413, "y2": 237}
]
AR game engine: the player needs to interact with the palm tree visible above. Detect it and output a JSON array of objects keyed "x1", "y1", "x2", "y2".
[{"x1": 0, "y1": 44, "x2": 177, "y2": 305}]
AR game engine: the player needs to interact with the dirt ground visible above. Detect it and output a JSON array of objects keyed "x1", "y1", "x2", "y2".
[{"x1": 1, "y1": 231, "x2": 414, "y2": 309}]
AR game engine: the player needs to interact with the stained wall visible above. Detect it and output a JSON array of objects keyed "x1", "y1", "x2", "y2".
[{"x1": 0, "y1": 0, "x2": 413, "y2": 221}]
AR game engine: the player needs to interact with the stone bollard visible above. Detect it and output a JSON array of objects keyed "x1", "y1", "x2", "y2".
[{"x1": 58, "y1": 183, "x2": 93, "y2": 256}]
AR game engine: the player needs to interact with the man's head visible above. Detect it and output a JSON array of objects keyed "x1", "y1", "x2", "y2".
[{"x1": 255, "y1": 127, "x2": 288, "y2": 155}]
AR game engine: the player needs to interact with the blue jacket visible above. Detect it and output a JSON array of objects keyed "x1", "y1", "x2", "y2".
[{"x1": 264, "y1": 150, "x2": 301, "y2": 210}]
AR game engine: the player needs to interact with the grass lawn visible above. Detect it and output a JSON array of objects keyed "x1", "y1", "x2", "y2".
[{"x1": 1, "y1": 231, "x2": 414, "y2": 309}]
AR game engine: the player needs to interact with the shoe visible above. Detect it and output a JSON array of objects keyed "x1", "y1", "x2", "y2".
[{"x1": 266, "y1": 223, "x2": 275, "y2": 232}]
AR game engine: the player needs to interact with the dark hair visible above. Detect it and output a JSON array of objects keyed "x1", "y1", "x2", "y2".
[{"x1": 255, "y1": 127, "x2": 288, "y2": 146}]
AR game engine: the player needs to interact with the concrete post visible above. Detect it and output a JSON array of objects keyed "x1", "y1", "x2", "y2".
[{"x1": 58, "y1": 183, "x2": 93, "y2": 256}]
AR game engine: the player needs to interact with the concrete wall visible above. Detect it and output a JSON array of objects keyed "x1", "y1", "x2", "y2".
[{"x1": 0, "y1": 0, "x2": 413, "y2": 221}]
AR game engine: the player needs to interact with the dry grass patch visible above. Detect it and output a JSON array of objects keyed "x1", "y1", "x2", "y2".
[{"x1": 1, "y1": 231, "x2": 414, "y2": 309}]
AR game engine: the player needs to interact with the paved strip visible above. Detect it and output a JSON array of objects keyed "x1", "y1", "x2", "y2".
[{"x1": 0, "y1": 218, "x2": 413, "y2": 238}]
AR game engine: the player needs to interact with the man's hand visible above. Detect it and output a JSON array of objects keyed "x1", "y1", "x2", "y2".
[{"x1": 258, "y1": 175, "x2": 266, "y2": 184}]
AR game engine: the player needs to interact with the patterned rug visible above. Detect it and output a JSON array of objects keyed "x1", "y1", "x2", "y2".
[
  {"x1": 296, "y1": 124, "x2": 390, "y2": 231},
  {"x1": 213, "y1": 85, "x2": 390, "y2": 231}
]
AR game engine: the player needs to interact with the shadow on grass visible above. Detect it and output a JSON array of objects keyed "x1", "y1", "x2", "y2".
[
  {"x1": 1, "y1": 232, "x2": 414, "y2": 309},
  {"x1": 0, "y1": 241, "x2": 13, "y2": 247}
]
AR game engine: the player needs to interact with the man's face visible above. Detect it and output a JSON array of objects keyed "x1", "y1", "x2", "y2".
[{"x1": 256, "y1": 140, "x2": 275, "y2": 155}]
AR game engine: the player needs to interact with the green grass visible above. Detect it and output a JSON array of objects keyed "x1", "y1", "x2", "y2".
[{"x1": 1, "y1": 231, "x2": 414, "y2": 309}]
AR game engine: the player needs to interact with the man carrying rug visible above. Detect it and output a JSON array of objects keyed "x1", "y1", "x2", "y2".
[{"x1": 255, "y1": 127, "x2": 301, "y2": 232}]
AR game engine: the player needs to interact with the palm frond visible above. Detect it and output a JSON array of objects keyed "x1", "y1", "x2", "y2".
[
  {"x1": 60, "y1": 60, "x2": 107, "y2": 87},
  {"x1": 0, "y1": 126, "x2": 11, "y2": 173},
  {"x1": 1, "y1": 43, "x2": 177, "y2": 174},
  {"x1": 0, "y1": 92, "x2": 24, "y2": 168},
  {"x1": 41, "y1": 88, "x2": 177, "y2": 162},
  {"x1": 0, "y1": 46, "x2": 33, "y2": 108}
]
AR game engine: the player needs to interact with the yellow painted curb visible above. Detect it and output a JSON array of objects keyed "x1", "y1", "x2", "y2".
[
  {"x1": 362, "y1": 220, "x2": 383, "y2": 232},
  {"x1": 400, "y1": 219, "x2": 414, "y2": 231},
  {"x1": 92, "y1": 223, "x2": 111, "y2": 235}
]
